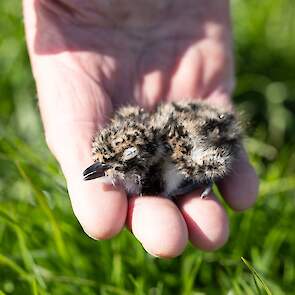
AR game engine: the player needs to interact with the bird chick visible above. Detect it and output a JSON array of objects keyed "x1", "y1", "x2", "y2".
[{"x1": 83, "y1": 101, "x2": 242, "y2": 198}]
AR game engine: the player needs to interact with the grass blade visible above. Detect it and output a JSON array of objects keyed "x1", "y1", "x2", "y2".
[
  {"x1": 15, "y1": 161, "x2": 69, "y2": 263},
  {"x1": 0, "y1": 253, "x2": 30, "y2": 279},
  {"x1": 241, "y1": 257, "x2": 273, "y2": 295}
]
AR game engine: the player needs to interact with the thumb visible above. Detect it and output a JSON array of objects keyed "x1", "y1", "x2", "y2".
[
  {"x1": 24, "y1": 0, "x2": 128, "y2": 240},
  {"x1": 33, "y1": 63, "x2": 128, "y2": 240},
  {"x1": 45, "y1": 122, "x2": 128, "y2": 240}
]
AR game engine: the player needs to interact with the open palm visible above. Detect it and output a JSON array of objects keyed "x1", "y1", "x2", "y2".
[{"x1": 24, "y1": 0, "x2": 258, "y2": 257}]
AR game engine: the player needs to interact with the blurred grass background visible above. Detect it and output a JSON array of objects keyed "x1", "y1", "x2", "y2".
[{"x1": 0, "y1": 0, "x2": 295, "y2": 294}]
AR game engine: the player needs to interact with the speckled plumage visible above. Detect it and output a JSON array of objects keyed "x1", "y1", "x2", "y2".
[{"x1": 84, "y1": 101, "x2": 242, "y2": 198}]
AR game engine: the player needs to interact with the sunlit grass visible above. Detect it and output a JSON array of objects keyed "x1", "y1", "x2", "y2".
[{"x1": 0, "y1": 0, "x2": 295, "y2": 294}]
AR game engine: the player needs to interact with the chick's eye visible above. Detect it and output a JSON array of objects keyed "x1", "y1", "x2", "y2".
[{"x1": 122, "y1": 147, "x2": 138, "y2": 161}]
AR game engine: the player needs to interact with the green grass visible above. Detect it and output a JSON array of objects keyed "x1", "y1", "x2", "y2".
[{"x1": 1, "y1": 0, "x2": 295, "y2": 294}]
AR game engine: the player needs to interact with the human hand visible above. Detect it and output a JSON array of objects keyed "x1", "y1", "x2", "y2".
[{"x1": 23, "y1": 0, "x2": 258, "y2": 257}]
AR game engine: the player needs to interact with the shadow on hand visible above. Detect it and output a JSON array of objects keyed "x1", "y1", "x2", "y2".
[{"x1": 34, "y1": 0, "x2": 228, "y2": 107}]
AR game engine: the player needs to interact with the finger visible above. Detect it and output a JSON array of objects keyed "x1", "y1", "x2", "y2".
[
  {"x1": 137, "y1": 41, "x2": 177, "y2": 109},
  {"x1": 46, "y1": 123, "x2": 128, "y2": 240},
  {"x1": 177, "y1": 190, "x2": 229, "y2": 251},
  {"x1": 166, "y1": 39, "x2": 234, "y2": 99},
  {"x1": 138, "y1": 69, "x2": 166, "y2": 110},
  {"x1": 127, "y1": 196, "x2": 188, "y2": 258},
  {"x1": 167, "y1": 43, "x2": 204, "y2": 100},
  {"x1": 217, "y1": 149, "x2": 259, "y2": 211}
]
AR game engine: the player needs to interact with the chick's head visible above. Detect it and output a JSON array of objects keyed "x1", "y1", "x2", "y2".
[{"x1": 84, "y1": 120, "x2": 161, "y2": 183}]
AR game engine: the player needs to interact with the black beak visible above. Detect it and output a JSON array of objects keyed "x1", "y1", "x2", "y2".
[{"x1": 83, "y1": 162, "x2": 111, "y2": 180}]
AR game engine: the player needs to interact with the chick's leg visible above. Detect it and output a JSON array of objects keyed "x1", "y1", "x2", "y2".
[
  {"x1": 200, "y1": 182, "x2": 213, "y2": 198},
  {"x1": 169, "y1": 181, "x2": 213, "y2": 199}
]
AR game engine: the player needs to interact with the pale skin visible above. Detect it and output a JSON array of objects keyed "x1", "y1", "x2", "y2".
[{"x1": 23, "y1": 0, "x2": 259, "y2": 257}]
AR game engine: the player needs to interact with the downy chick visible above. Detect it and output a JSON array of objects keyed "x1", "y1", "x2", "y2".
[{"x1": 83, "y1": 101, "x2": 242, "y2": 198}]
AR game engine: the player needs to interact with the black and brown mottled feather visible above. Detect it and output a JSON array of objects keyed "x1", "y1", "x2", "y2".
[{"x1": 84, "y1": 101, "x2": 242, "y2": 197}]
